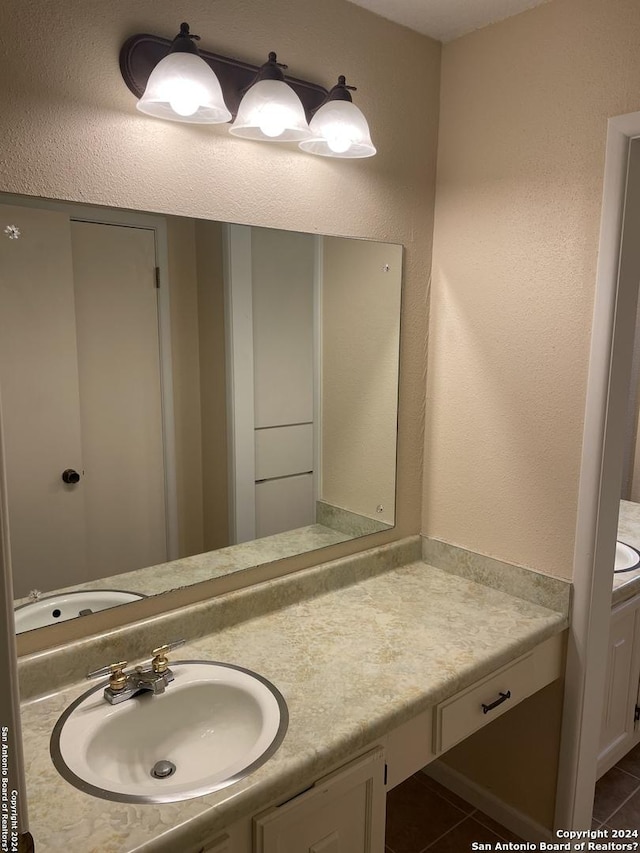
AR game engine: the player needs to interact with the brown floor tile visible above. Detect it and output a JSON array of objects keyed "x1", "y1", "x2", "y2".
[
  {"x1": 472, "y1": 810, "x2": 523, "y2": 842},
  {"x1": 425, "y1": 816, "x2": 503, "y2": 852},
  {"x1": 592, "y1": 819, "x2": 602, "y2": 830},
  {"x1": 385, "y1": 775, "x2": 467, "y2": 853},
  {"x1": 593, "y1": 767, "x2": 640, "y2": 822},
  {"x1": 605, "y1": 787, "x2": 640, "y2": 830},
  {"x1": 616, "y1": 742, "x2": 640, "y2": 780},
  {"x1": 415, "y1": 773, "x2": 475, "y2": 814}
]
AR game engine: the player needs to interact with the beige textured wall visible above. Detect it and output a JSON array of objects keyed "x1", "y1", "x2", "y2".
[
  {"x1": 0, "y1": 0, "x2": 439, "y2": 581},
  {"x1": 425, "y1": 0, "x2": 640, "y2": 579},
  {"x1": 322, "y1": 237, "x2": 402, "y2": 524}
]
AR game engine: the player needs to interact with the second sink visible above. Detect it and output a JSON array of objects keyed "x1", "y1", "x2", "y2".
[{"x1": 615, "y1": 541, "x2": 640, "y2": 573}]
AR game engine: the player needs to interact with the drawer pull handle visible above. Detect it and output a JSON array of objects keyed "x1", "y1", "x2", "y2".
[{"x1": 481, "y1": 690, "x2": 511, "y2": 714}]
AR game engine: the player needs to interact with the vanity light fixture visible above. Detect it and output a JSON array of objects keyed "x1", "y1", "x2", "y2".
[
  {"x1": 135, "y1": 23, "x2": 231, "y2": 123},
  {"x1": 229, "y1": 53, "x2": 311, "y2": 142},
  {"x1": 120, "y1": 27, "x2": 376, "y2": 157},
  {"x1": 299, "y1": 76, "x2": 376, "y2": 158}
]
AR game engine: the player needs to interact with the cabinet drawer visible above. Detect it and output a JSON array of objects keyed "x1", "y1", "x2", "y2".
[{"x1": 433, "y1": 633, "x2": 564, "y2": 754}]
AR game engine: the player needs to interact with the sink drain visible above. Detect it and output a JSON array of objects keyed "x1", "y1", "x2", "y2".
[{"x1": 151, "y1": 760, "x2": 176, "y2": 779}]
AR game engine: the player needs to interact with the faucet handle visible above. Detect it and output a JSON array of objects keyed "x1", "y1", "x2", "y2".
[
  {"x1": 87, "y1": 661, "x2": 129, "y2": 692},
  {"x1": 151, "y1": 639, "x2": 185, "y2": 674}
]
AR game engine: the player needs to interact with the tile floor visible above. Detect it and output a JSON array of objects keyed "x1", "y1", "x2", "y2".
[
  {"x1": 385, "y1": 772, "x2": 523, "y2": 853},
  {"x1": 385, "y1": 742, "x2": 640, "y2": 852},
  {"x1": 592, "y1": 741, "x2": 640, "y2": 830}
]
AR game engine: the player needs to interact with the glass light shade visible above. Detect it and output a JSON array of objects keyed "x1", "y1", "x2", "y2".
[
  {"x1": 137, "y1": 52, "x2": 231, "y2": 123},
  {"x1": 229, "y1": 80, "x2": 311, "y2": 142},
  {"x1": 299, "y1": 100, "x2": 376, "y2": 158}
]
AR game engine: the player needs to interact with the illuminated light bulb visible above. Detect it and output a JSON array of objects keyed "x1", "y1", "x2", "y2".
[
  {"x1": 136, "y1": 24, "x2": 231, "y2": 124},
  {"x1": 257, "y1": 105, "x2": 289, "y2": 138},
  {"x1": 299, "y1": 77, "x2": 376, "y2": 159},
  {"x1": 230, "y1": 54, "x2": 311, "y2": 143},
  {"x1": 326, "y1": 130, "x2": 352, "y2": 154},
  {"x1": 167, "y1": 81, "x2": 203, "y2": 117}
]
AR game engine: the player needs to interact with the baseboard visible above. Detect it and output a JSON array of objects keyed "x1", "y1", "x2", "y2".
[{"x1": 423, "y1": 760, "x2": 554, "y2": 843}]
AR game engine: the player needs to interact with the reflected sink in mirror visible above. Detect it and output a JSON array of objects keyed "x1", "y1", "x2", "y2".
[
  {"x1": 14, "y1": 590, "x2": 146, "y2": 634},
  {"x1": 614, "y1": 541, "x2": 640, "y2": 574},
  {"x1": 50, "y1": 661, "x2": 288, "y2": 803}
]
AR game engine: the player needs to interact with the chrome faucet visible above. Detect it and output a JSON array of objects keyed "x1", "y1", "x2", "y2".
[{"x1": 87, "y1": 640, "x2": 185, "y2": 705}]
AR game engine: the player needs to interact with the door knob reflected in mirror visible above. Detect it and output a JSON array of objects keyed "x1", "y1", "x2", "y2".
[{"x1": 61, "y1": 469, "x2": 81, "y2": 485}]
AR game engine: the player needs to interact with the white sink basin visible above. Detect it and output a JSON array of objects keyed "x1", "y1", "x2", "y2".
[
  {"x1": 50, "y1": 661, "x2": 288, "y2": 803},
  {"x1": 14, "y1": 589, "x2": 145, "y2": 633},
  {"x1": 615, "y1": 541, "x2": 640, "y2": 573}
]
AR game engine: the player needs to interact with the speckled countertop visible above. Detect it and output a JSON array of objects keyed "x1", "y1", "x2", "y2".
[
  {"x1": 20, "y1": 556, "x2": 568, "y2": 853},
  {"x1": 615, "y1": 500, "x2": 640, "y2": 605}
]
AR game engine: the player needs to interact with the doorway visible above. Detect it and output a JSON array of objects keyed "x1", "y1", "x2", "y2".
[{"x1": 557, "y1": 123, "x2": 640, "y2": 828}]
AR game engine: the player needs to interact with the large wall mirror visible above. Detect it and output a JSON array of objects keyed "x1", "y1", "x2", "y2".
[
  {"x1": 619, "y1": 300, "x2": 640, "y2": 573},
  {"x1": 0, "y1": 195, "x2": 402, "y2": 635}
]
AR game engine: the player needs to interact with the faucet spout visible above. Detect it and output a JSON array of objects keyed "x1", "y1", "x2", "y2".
[
  {"x1": 131, "y1": 667, "x2": 169, "y2": 695},
  {"x1": 100, "y1": 667, "x2": 174, "y2": 704},
  {"x1": 87, "y1": 641, "x2": 185, "y2": 705}
]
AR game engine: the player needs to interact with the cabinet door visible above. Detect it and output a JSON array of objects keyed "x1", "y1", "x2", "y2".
[
  {"x1": 70, "y1": 221, "x2": 167, "y2": 579},
  {"x1": 598, "y1": 597, "x2": 640, "y2": 777},
  {"x1": 254, "y1": 748, "x2": 385, "y2": 853}
]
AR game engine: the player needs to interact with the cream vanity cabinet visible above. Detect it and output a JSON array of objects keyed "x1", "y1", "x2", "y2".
[
  {"x1": 598, "y1": 592, "x2": 640, "y2": 777},
  {"x1": 196, "y1": 750, "x2": 385, "y2": 853},
  {"x1": 195, "y1": 633, "x2": 564, "y2": 853},
  {"x1": 253, "y1": 749, "x2": 386, "y2": 853}
]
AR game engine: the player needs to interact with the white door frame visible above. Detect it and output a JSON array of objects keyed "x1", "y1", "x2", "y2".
[
  {"x1": 313, "y1": 235, "x2": 324, "y2": 505},
  {"x1": 0, "y1": 193, "x2": 179, "y2": 561},
  {"x1": 556, "y1": 115, "x2": 640, "y2": 829},
  {"x1": 222, "y1": 224, "x2": 256, "y2": 544}
]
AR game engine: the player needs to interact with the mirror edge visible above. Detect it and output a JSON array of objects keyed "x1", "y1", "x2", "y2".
[
  {"x1": 1, "y1": 192, "x2": 406, "y2": 657},
  {"x1": 0, "y1": 388, "x2": 29, "y2": 833}
]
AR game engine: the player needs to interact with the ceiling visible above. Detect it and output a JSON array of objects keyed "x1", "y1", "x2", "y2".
[{"x1": 346, "y1": 0, "x2": 550, "y2": 42}]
